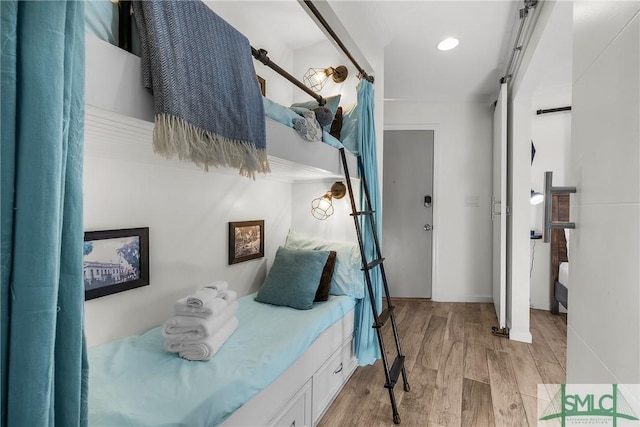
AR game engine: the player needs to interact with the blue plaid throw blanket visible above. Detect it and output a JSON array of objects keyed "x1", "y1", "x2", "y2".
[{"x1": 133, "y1": 0, "x2": 269, "y2": 178}]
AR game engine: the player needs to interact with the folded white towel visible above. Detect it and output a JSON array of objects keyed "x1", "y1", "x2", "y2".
[
  {"x1": 206, "y1": 281, "x2": 228, "y2": 292},
  {"x1": 165, "y1": 317, "x2": 239, "y2": 361},
  {"x1": 163, "y1": 301, "x2": 239, "y2": 342},
  {"x1": 174, "y1": 296, "x2": 228, "y2": 319},
  {"x1": 218, "y1": 290, "x2": 237, "y2": 303},
  {"x1": 186, "y1": 287, "x2": 218, "y2": 309}
]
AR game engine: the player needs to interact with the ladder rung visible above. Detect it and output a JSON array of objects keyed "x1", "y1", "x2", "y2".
[
  {"x1": 373, "y1": 306, "x2": 394, "y2": 328},
  {"x1": 363, "y1": 258, "x2": 385, "y2": 271},
  {"x1": 350, "y1": 210, "x2": 375, "y2": 217},
  {"x1": 384, "y1": 356, "x2": 405, "y2": 389}
]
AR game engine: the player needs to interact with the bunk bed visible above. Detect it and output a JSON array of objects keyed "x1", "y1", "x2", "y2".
[
  {"x1": 84, "y1": 1, "x2": 374, "y2": 425},
  {"x1": 87, "y1": 231, "x2": 365, "y2": 426}
]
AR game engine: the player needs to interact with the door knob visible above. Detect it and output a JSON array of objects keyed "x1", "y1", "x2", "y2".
[{"x1": 424, "y1": 224, "x2": 432, "y2": 231}]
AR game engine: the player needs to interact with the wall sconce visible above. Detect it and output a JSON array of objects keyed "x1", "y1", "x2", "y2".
[
  {"x1": 530, "y1": 190, "x2": 544, "y2": 205},
  {"x1": 311, "y1": 182, "x2": 347, "y2": 220},
  {"x1": 303, "y1": 66, "x2": 348, "y2": 92}
]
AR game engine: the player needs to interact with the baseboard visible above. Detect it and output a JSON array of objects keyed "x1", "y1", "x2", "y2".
[
  {"x1": 509, "y1": 329, "x2": 532, "y2": 343},
  {"x1": 432, "y1": 295, "x2": 493, "y2": 303}
]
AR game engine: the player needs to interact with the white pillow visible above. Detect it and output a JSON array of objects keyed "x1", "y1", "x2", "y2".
[{"x1": 284, "y1": 230, "x2": 364, "y2": 299}]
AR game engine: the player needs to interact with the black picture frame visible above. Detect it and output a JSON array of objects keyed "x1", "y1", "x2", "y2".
[
  {"x1": 83, "y1": 227, "x2": 150, "y2": 301},
  {"x1": 229, "y1": 220, "x2": 265, "y2": 265}
]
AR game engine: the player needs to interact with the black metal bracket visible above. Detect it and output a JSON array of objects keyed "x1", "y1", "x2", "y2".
[{"x1": 491, "y1": 326, "x2": 510, "y2": 338}]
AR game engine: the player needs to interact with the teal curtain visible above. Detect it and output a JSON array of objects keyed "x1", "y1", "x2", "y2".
[
  {"x1": 1, "y1": 1, "x2": 88, "y2": 426},
  {"x1": 353, "y1": 80, "x2": 383, "y2": 366}
]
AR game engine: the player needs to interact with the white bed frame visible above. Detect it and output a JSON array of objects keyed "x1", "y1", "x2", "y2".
[{"x1": 222, "y1": 309, "x2": 356, "y2": 426}]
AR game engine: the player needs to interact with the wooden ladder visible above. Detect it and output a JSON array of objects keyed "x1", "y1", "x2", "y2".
[{"x1": 339, "y1": 148, "x2": 410, "y2": 424}]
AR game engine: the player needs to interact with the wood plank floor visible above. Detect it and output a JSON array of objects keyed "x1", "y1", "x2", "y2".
[{"x1": 318, "y1": 299, "x2": 567, "y2": 427}]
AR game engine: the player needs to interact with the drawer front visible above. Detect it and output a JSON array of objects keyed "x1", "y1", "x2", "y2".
[
  {"x1": 269, "y1": 379, "x2": 312, "y2": 427},
  {"x1": 312, "y1": 338, "x2": 355, "y2": 422}
]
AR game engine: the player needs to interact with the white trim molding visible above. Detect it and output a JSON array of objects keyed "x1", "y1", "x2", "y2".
[{"x1": 433, "y1": 295, "x2": 493, "y2": 303}]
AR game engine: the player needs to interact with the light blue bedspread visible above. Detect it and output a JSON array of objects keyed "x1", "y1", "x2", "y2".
[{"x1": 88, "y1": 294, "x2": 356, "y2": 427}]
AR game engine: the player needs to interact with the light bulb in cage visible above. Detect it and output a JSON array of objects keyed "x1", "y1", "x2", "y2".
[
  {"x1": 310, "y1": 182, "x2": 347, "y2": 220},
  {"x1": 303, "y1": 66, "x2": 348, "y2": 92}
]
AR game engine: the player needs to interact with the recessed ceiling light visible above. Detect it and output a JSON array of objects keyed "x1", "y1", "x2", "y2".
[{"x1": 437, "y1": 38, "x2": 459, "y2": 51}]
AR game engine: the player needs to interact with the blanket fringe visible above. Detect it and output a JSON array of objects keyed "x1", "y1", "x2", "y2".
[{"x1": 153, "y1": 114, "x2": 271, "y2": 179}]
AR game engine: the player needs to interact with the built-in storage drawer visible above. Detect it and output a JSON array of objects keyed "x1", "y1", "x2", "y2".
[
  {"x1": 312, "y1": 338, "x2": 355, "y2": 423},
  {"x1": 269, "y1": 378, "x2": 312, "y2": 427}
]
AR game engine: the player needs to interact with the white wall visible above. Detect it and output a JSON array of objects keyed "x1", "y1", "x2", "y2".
[
  {"x1": 507, "y1": 93, "x2": 534, "y2": 342},
  {"x1": 567, "y1": 1, "x2": 640, "y2": 388},
  {"x1": 83, "y1": 132, "x2": 292, "y2": 347},
  {"x1": 529, "y1": 86, "x2": 572, "y2": 311},
  {"x1": 206, "y1": 2, "x2": 296, "y2": 106},
  {"x1": 384, "y1": 102, "x2": 493, "y2": 302}
]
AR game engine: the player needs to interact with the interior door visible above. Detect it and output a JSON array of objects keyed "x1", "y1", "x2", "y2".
[
  {"x1": 492, "y1": 83, "x2": 508, "y2": 329},
  {"x1": 382, "y1": 130, "x2": 434, "y2": 298}
]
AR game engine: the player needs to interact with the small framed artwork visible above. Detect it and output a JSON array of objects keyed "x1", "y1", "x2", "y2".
[
  {"x1": 229, "y1": 220, "x2": 265, "y2": 265},
  {"x1": 83, "y1": 227, "x2": 150, "y2": 300},
  {"x1": 257, "y1": 75, "x2": 266, "y2": 96}
]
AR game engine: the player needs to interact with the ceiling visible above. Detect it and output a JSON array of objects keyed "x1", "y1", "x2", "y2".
[
  {"x1": 208, "y1": 1, "x2": 327, "y2": 51},
  {"x1": 211, "y1": 1, "x2": 572, "y2": 105},
  {"x1": 374, "y1": 1, "x2": 520, "y2": 103}
]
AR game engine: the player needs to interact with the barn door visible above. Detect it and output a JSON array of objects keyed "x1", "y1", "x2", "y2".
[{"x1": 492, "y1": 83, "x2": 507, "y2": 330}]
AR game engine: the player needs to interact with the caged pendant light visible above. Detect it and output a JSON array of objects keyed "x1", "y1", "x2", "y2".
[
  {"x1": 303, "y1": 66, "x2": 348, "y2": 92},
  {"x1": 311, "y1": 182, "x2": 347, "y2": 220}
]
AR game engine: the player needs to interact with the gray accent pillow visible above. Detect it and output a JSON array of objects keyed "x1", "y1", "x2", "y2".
[{"x1": 291, "y1": 94, "x2": 342, "y2": 132}]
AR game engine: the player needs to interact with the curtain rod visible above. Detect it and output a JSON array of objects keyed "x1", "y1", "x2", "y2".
[
  {"x1": 302, "y1": 0, "x2": 374, "y2": 83},
  {"x1": 251, "y1": 47, "x2": 325, "y2": 105},
  {"x1": 536, "y1": 106, "x2": 571, "y2": 115}
]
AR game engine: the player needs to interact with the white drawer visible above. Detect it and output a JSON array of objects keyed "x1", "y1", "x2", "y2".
[
  {"x1": 312, "y1": 338, "x2": 355, "y2": 423},
  {"x1": 269, "y1": 379, "x2": 312, "y2": 427}
]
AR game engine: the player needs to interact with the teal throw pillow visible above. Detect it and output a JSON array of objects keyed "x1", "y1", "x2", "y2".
[
  {"x1": 255, "y1": 246, "x2": 330, "y2": 310},
  {"x1": 284, "y1": 230, "x2": 364, "y2": 299}
]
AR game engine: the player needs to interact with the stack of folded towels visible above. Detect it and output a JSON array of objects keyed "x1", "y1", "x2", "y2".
[{"x1": 162, "y1": 281, "x2": 239, "y2": 361}]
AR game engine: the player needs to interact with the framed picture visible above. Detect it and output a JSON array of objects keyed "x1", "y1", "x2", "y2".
[
  {"x1": 83, "y1": 227, "x2": 150, "y2": 300},
  {"x1": 257, "y1": 75, "x2": 266, "y2": 96},
  {"x1": 229, "y1": 220, "x2": 264, "y2": 265}
]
